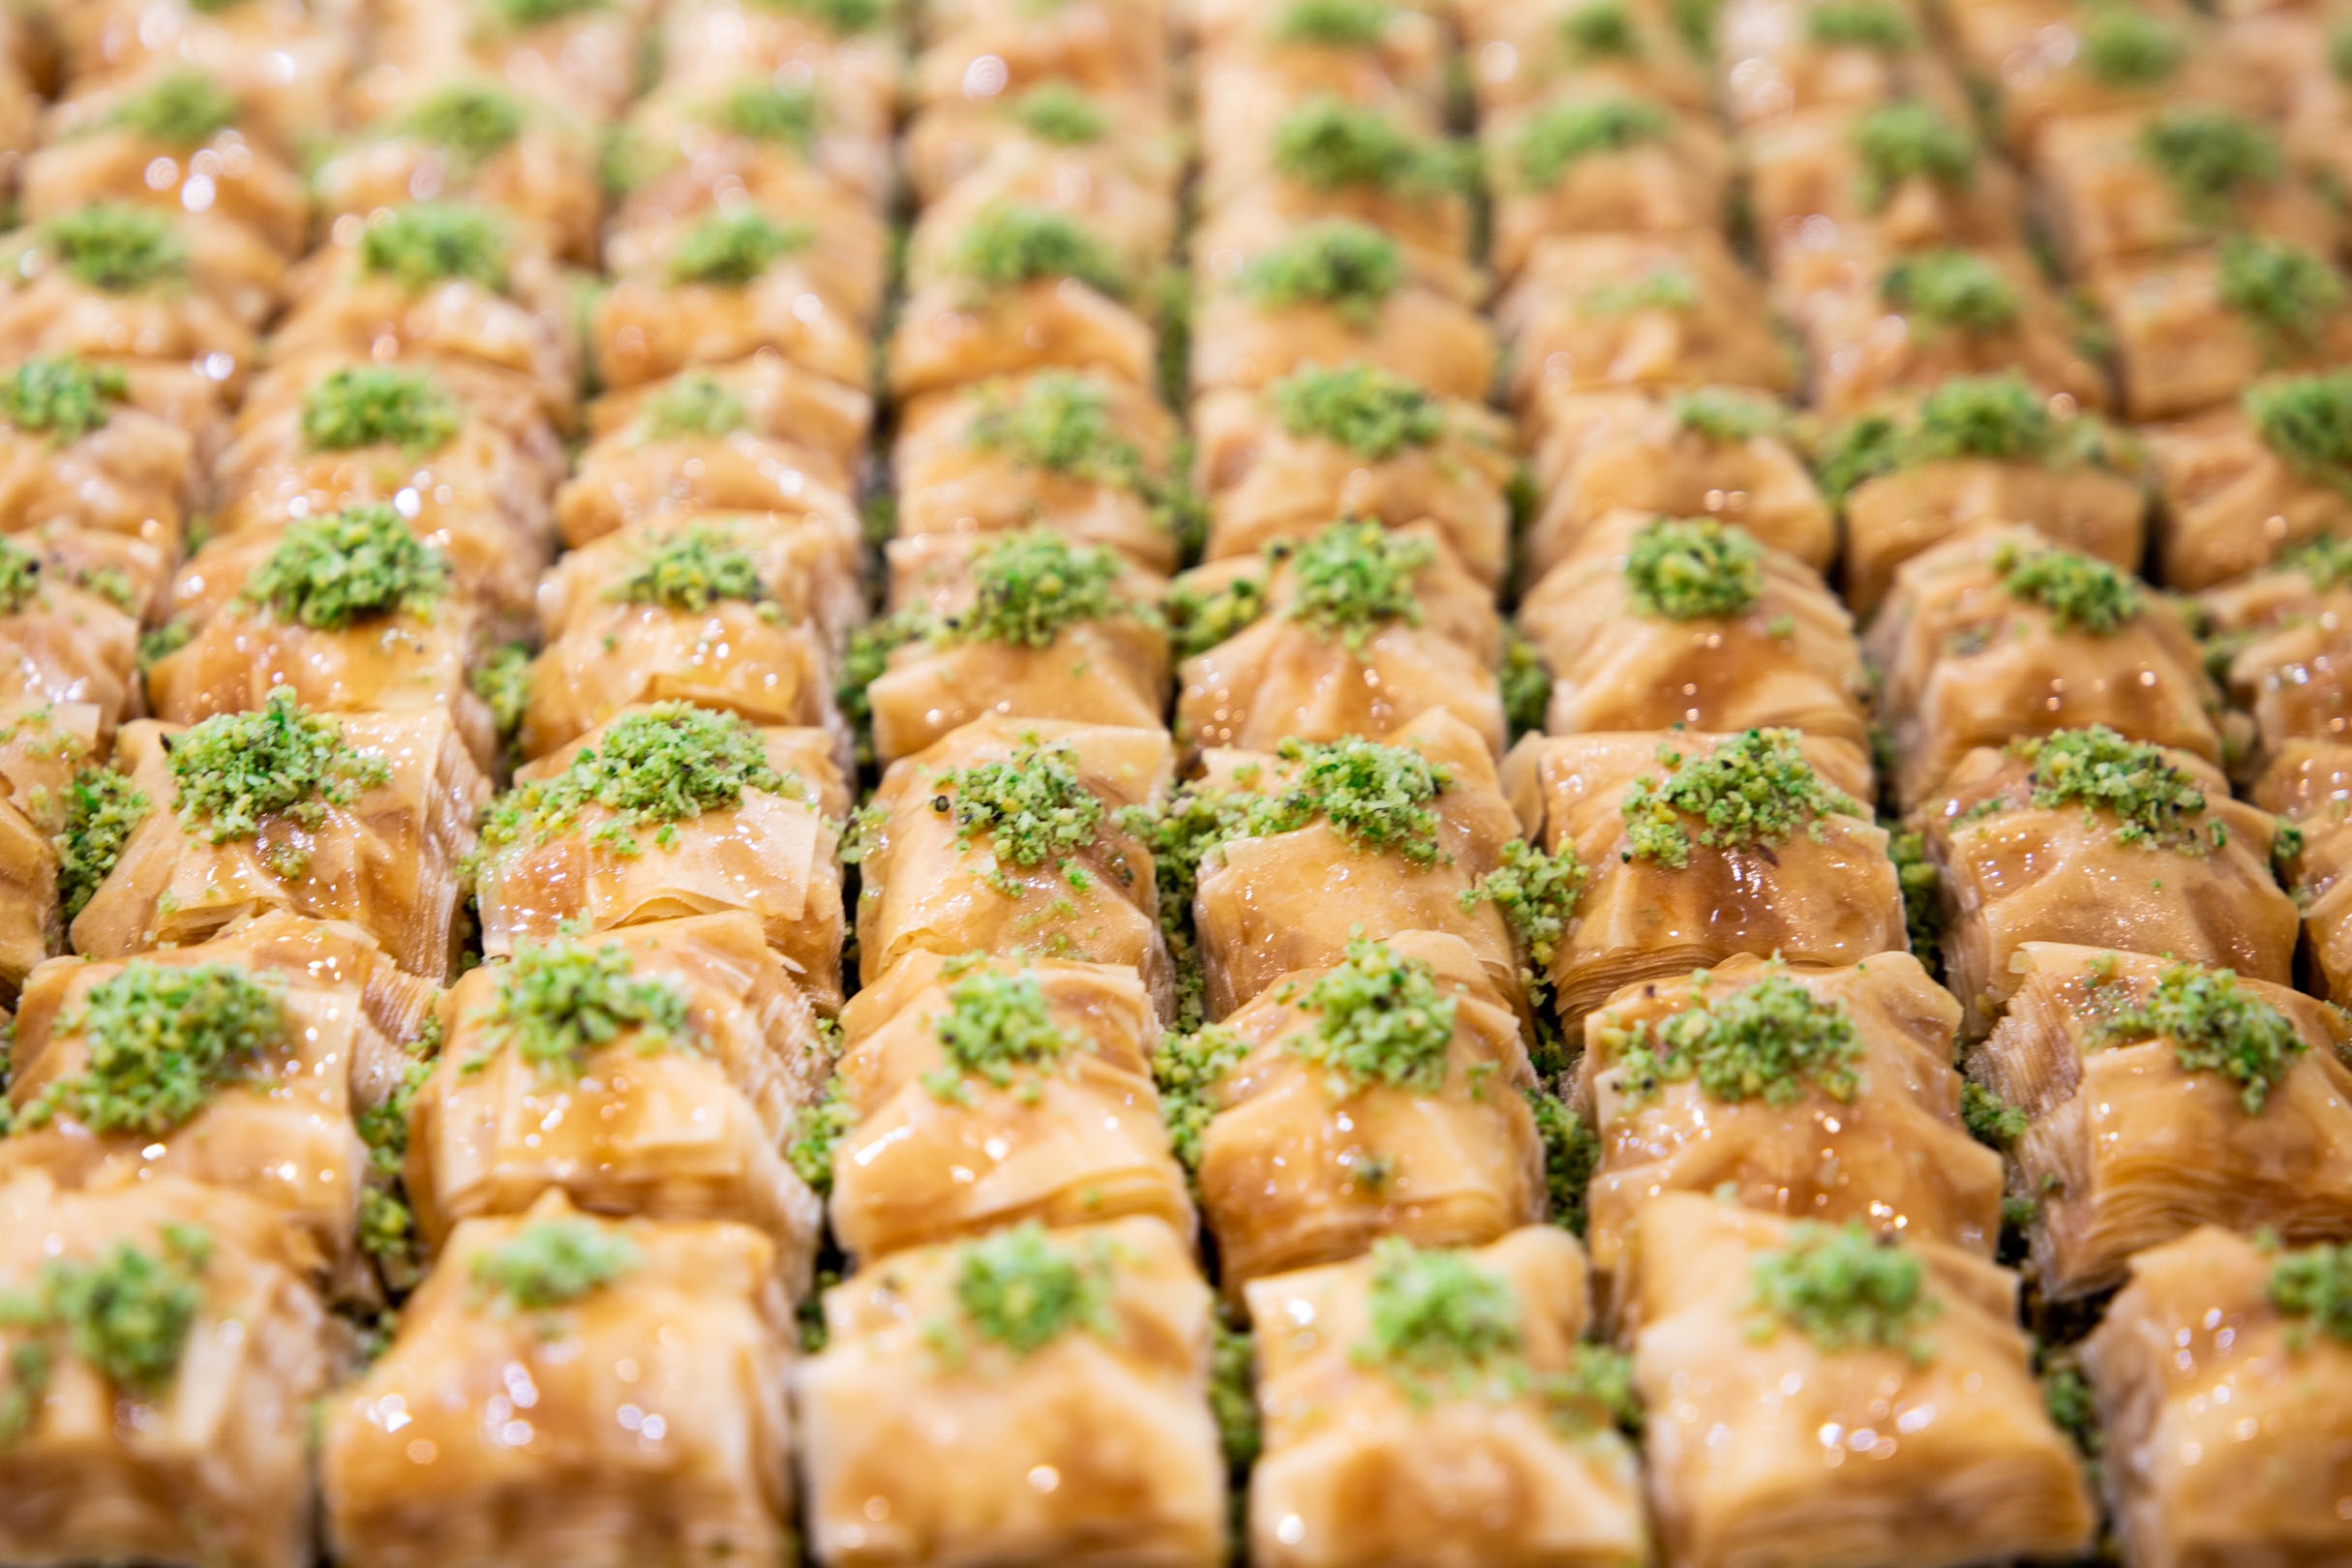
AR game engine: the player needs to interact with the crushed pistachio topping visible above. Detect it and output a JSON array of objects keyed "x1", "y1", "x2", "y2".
[
  {"x1": 2336, "y1": 20, "x2": 2352, "y2": 82},
  {"x1": 360, "y1": 202, "x2": 510, "y2": 291},
  {"x1": 1270, "y1": 363, "x2": 1444, "y2": 460},
  {"x1": 166, "y1": 690, "x2": 390, "y2": 843},
  {"x1": 939, "y1": 530, "x2": 1135, "y2": 648},
  {"x1": 752, "y1": 0, "x2": 886, "y2": 29},
  {"x1": 636, "y1": 372, "x2": 751, "y2": 441},
  {"x1": 950, "y1": 203, "x2": 1126, "y2": 299},
  {"x1": 1250, "y1": 735, "x2": 1454, "y2": 862},
  {"x1": 1462, "y1": 839, "x2": 1585, "y2": 974},
  {"x1": 941, "y1": 1223, "x2": 1114, "y2": 1359},
  {"x1": 2078, "y1": 3, "x2": 2182, "y2": 85},
  {"x1": 0, "y1": 539, "x2": 41, "y2": 617},
  {"x1": 1746, "y1": 1222, "x2": 1939, "y2": 1361},
  {"x1": 933, "y1": 738, "x2": 1108, "y2": 894},
  {"x1": 1288, "y1": 938, "x2": 1458, "y2": 1095},
  {"x1": 2247, "y1": 373, "x2": 2352, "y2": 490},
  {"x1": 1621, "y1": 729, "x2": 1858, "y2": 867},
  {"x1": 1236, "y1": 220, "x2": 1405, "y2": 328},
  {"x1": 2217, "y1": 235, "x2": 2346, "y2": 352},
  {"x1": 0, "y1": 1224, "x2": 211, "y2": 1439},
  {"x1": 2138, "y1": 108, "x2": 2281, "y2": 222},
  {"x1": 1960, "y1": 1079, "x2": 2029, "y2": 1145},
  {"x1": 480, "y1": 0, "x2": 603, "y2": 27},
  {"x1": 299, "y1": 365, "x2": 462, "y2": 455},
  {"x1": 1010, "y1": 81, "x2": 1107, "y2": 143},
  {"x1": 2283, "y1": 533, "x2": 2352, "y2": 591},
  {"x1": 1274, "y1": 95, "x2": 1458, "y2": 193},
  {"x1": 242, "y1": 504, "x2": 449, "y2": 629},
  {"x1": 2011, "y1": 726, "x2": 2220, "y2": 854},
  {"x1": 1528, "y1": 1086, "x2": 1599, "y2": 1234},
  {"x1": 2268, "y1": 1242, "x2": 2352, "y2": 1346},
  {"x1": 1500, "y1": 630, "x2": 1551, "y2": 740},
  {"x1": 1284, "y1": 519, "x2": 1435, "y2": 651},
  {"x1": 667, "y1": 208, "x2": 812, "y2": 286},
  {"x1": 55, "y1": 766, "x2": 148, "y2": 920},
  {"x1": 110, "y1": 70, "x2": 236, "y2": 145},
  {"x1": 1624, "y1": 517, "x2": 1765, "y2": 620},
  {"x1": 1670, "y1": 386, "x2": 1784, "y2": 443},
  {"x1": 0, "y1": 356, "x2": 128, "y2": 444},
  {"x1": 1804, "y1": 0, "x2": 1912, "y2": 49},
  {"x1": 836, "y1": 608, "x2": 927, "y2": 765},
  {"x1": 1510, "y1": 96, "x2": 1672, "y2": 190},
  {"x1": 480, "y1": 704, "x2": 787, "y2": 855},
  {"x1": 966, "y1": 373, "x2": 1142, "y2": 487},
  {"x1": 1992, "y1": 538, "x2": 2141, "y2": 635},
  {"x1": 1163, "y1": 572, "x2": 1269, "y2": 658},
  {"x1": 19, "y1": 962, "x2": 284, "y2": 1135},
  {"x1": 469, "y1": 1219, "x2": 641, "y2": 1312},
  {"x1": 1562, "y1": 0, "x2": 1643, "y2": 59},
  {"x1": 471, "y1": 643, "x2": 532, "y2": 737},
  {"x1": 472, "y1": 940, "x2": 696, "y2": 1077},
  {"x1": 44, "y1": 206, "x2": 188, "y2": 292},
  {"x1": 1583, "y1": 262, "x2": 1698, "y2": 315},
  {"x1": 1356, "y1": 1237, "x2": 1523, "y2": 1375},
  {"x1": 1812, "y1": 373, "x2": 2121, "y2": 498},
  {"x1": 1601, "y1": 971, "x2": 1862, "y2": 1106},
  {"x1": 925, "y1": 967, "x2": 1072, "y2": 1100},
  {"x1": 2091, "y1": 962, "x2": 2306, "y2": 1113},
  {"x1": 1211, "y1": 1318, "x2": 1261, "y2": 1467},
  {"x1": 1272, "y1": 0, "x2": 1390, "y2": 45},
  {"x1": 1881, "y1": 248, "x2": 2019, "y2": 333},
  {"x1": 1850, "y1": 101, "x2": 1974, "y2": 210},
  {"x1": 603, "y1": 523, "x2": 768, "y2": 614},
  {"x1": 787, "y1": 1070, "x2": 854, "y2": 1193},
  {"x1": 709, "y1": 81, "x2": 819, "y2": 148},
  {"x1": 1152, "y1": 1022, "x2": 1250, "y2": 1168},
  {"x1": 399, "y1": 82, "x2": 526, "y2": 164}
]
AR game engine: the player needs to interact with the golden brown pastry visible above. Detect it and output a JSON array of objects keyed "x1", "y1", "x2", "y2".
[
  {"x1": 1715, "y1": 0, "x2": 1970, "y2": 128},
  {"x1": 2145, "y1": 374, "x2": 2352, "y2": 589},
  {"x1": 2094, "y1": 238, "x2": 2352, "y2": 422}
]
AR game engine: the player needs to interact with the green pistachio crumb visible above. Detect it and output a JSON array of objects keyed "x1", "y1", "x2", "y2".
[
  {"x1": 1501, "y1": 629, "x2": 1551, "y2": 740},
  {"x1": 950, "y1": 203, "x2": 1126, "y2": 299},
  {"x1": 2247, "y1": 372, "x2": 2352, "y2": 490},
  {"x1": 2012, "y1": 726, "x2": 2218, "y2": 854},
  {"x1": 469, "y1": 1219, "x2": 640, "y2": 1312},
  {"x1": 0, "y1": 357, "x2": 128, "y2": 444},
  {"x1": 1010, "y1": 82, "x2": 1107, "y2": 143},
  {"x1": 166, "y1": 690, "x2": 391, "y2": 843},
  {"x1": 479, "y1": 0, "x2": 605, "y2": 29},
  {"x1": 948, "y1": 1222, "x2": 1113, "y2": 1356},
  {"x1": 471, "y1": 939, "x2": 696, "y2": 1077},
  {"x1": 1746, "y1": 1221, "x2": 1939, "y2": 1361},
  {"x1": 1562, "y1": 0, "x2": 1643, "y2": 59},
  {"x1": 2269, "y1": 1241, "x2": 2352, "y2": 1346},
  {"x1": 359, "y1": 202, "x2": 510, "y2": 292},
  {"x1": 751, "y1": 0, "x2": 886, "y2": 30},
  {"x1": 0, "y1": 1223, "x2": 211, "y2": 1433},
  {"x1": 1462, "y1": 838, "x2": 1585, "y2": 974},
  {"x1": 836, "y1": 609, "x2": 929, "y2": 766},
  {"x1": 2092, "y1": 961, "x2": 2306, "y2": 1113},
  {"x1": 1284, "y1": 519, "x2": 1435, "y2": 652},
  {"x1": 1960, "y1": 1079, "x2": 2028, "y2": 1145},
  {"x1": 44, "y1": 206, "x2": 188, "y2": 293},
  {"x1": 1601, "y1": 970, "x2": 1862, "y2": 1106},
  {"x1": 299, "y1": 365, "x2": 463, "y2": 455},
  {"x1": 1849, "y1": 100, "x2": 1974, "y2": 211},
  {"x1": 1236, "y1": 220, "x2": 1405, "y2": 327},
  {"x1": 667, "y1": 208, "x2": 812, "y2": 286},
  {"x1": 470, "y1": 643, "x2": 532, "y2": 737},
  {"x1": 2216, "y1": 234, "x2": 2347, "y2": 352},
  {"x1": 1274, "y1": 95, "x2": 1460, "y2": 194},
  {"x1": 1211, "y1": 1319, "x2": 1261, "y2": 1467},
  {"x1": 1887, "y1": 822, "x2": 1941, "y2": 963},
  {"x1": 1993, "y1": 539, "x2": 2141, "y2": 635},
  {"x1": 242, "y1": 504, "x2": 449, "y2": 629},
  {"x1": 1357, "y1": 1236, "x2": 1523, "y2": 1375},
  {"x1": 934, "y1": 738, "x2": 1107, "y2": 893},
  {"x1": 1669, "y1": 387, "x2": 1784, "y2": 443},
  {"x1": 1881, "y1": 248, "x2": 2019, "y2": 333},
  {"x1": 480, "y1": 703, "x2": 788, "y2": 853},
  {"x1": 109, "y1": 70, "x2": 237, "y2": 146},
  {"x1": 2078, "y1": 4, "x2": 2183, "y2": 86},
  {"x1": 54, "y1": 766, "x2": 148, "y2": 920},
  {"x1": 1624, "y1": 516, "x2": 1764, "y2": 620},
  {"x1": 1621, "y1": 729, "x2": 1858, "y2": 866},
  {"x1": 1270, "y1": 362, "x2": 1445, "y2": 460},
  {"x1": 636, "y1": 372, "x2": 751, "y2": 442},
  {"x1": 1511, "y1": 96, "x2": 1671, "y2": 190},
  {"x1": 1804, "y1": 0, "x2": 1912, "y2": 50},
  {"x1": 708, "y1": 81, "x2": 818, "y2": 149},
  {"x1": 20, "y1": 962, "x2": 284, "y2": 1135},
  {"x1": 926, "y1": 967, "x2": 1071, "y2": 1099},
  {"x1": 965, "y1": 373, "x2": 1143, "y2": 486},
  {"x1": 943, "y1": 530, "x2": 1136, "y2": 648},
  {"x1": 603, "y1": 523, "x2": 768, "y2": 614},
  {"x1": 1289, "y1": 938, "x2": 1459, "y2": 1095},
  {"x1": 1527, "y1": 1086, "x2": 1598, "y2": 1235},
  {"x1": 1583, "y1": 262, "x2": 1699, "y2": 315},
  {"x1": 1152, "y1": 1022, "x2": 1251, "y2": 1168},
  {"x1": 787, "y1": 1072, "x2": 854, "y2": 1193},
  {"x1": 398, "y1": 83, "x2": 526, "y2": 164},
  {"x1": 2137, "y1": 108, "x2": 2281, "y2": 223},
  {"x1": 1272, "y1": 0, "x2": 1390, "y2": 45},
  {"x1": 1812, "y1": 373, "x2": 2123, "y2": 498},
  {"x1": 0, "y1": 539, "x2": 43, "y2": 618}
]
